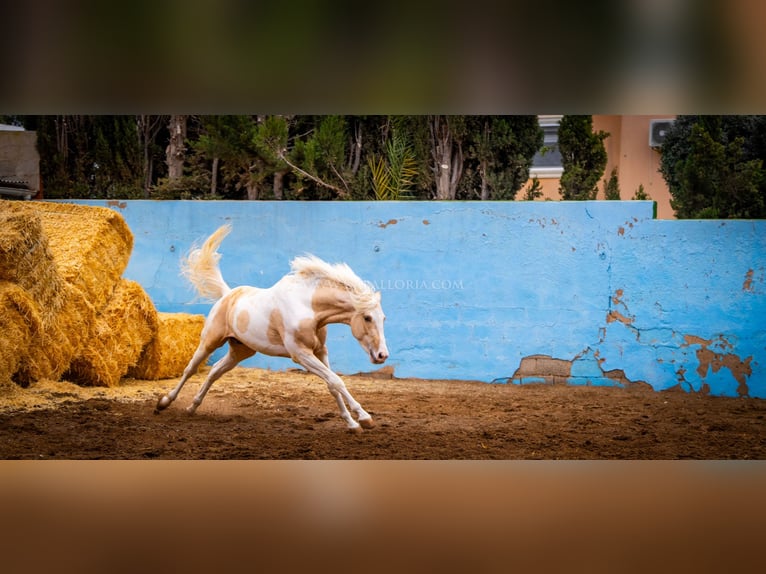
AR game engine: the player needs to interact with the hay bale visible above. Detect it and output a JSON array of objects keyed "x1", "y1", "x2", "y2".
[
  {"x1": 128, "y1": 312, "x2": 205, "y2": 380},
  {"x1": 65, "y1": 279, "x2": 158, "y2": 387},
  {"x1": 1, "y1": 200, "x2": 134, "y2": 311},
  {"x1": 0, "y1": 207, "x2": 99, "y2": 385},
  {"x1": 14, "y1": 283, "x2": 98, "y2": 386},
  {"x1": 0, "y1": 200, "x2": 139, "y2": 388},
  {"x1": 0, "y1": 210, "x2": 64, "y2": 314},
  {"x1": 0, "y1": 282, "x2": 42, "y2": 393}
]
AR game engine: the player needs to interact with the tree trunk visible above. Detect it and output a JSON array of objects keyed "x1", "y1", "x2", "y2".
[
  {"x1": 449, "y1": 141, "x2": 463, "y2": 199},
  {"x1": 56, "y1": 115, "x2": 68, "y2": 157},
  {"x1": 480, "y1": 158, "x2": 489, "y2": 200},
  {"x1": 246, "y1": 178, "x2": 259, "y2": 200},
  {"x1": 431, "y1": 116, "x2": 460, "y2": 200},
  {"x1": 141, "y1": 117, "x2": 152, "y2": 198},
  {"x1": 436, "y1": 145, "x2": 452, "y2": 199},
  {"x1": 145, "y1": 158, "x2": 154, "y2": 198},
  {"x1": 273, "y1": 169, "x2": 285, "y2": 200},
  {"x1": 349, "y1": 121, "x2": 362, "y2": 175},
  {"x1": 143, "y1": 146, "x2": 152, "y2": 197},
  {"x1": 138, "y1": 115, "x2": 164, "y2": 197},
  {"x1": 210, "y1": 157, "x2": 219, "y2": 196},
  {"x1": 166, "y1": 115, "x2": 187, "y2": 180}
]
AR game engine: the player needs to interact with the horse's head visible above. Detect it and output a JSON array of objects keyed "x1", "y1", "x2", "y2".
[{"x1": 350, "y1": 292, "x2": 389, "y2": 364}]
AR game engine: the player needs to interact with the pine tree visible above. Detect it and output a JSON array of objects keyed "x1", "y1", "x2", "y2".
[
  {"x1": 557, "y1": 115, "x2": 608, "y2": 200},
  {"x1": 603, "y1": 166, "x2": 621, "y2": 200},
  {"x1": 659, "y1": 115, "x2": 766, "y2": 218}
]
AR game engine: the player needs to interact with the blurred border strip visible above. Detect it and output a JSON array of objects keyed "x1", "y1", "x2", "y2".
[
  {"x1": 1, "y1": 1, "x2": 764, "y2": 114},
  {"x1": 0, "y1": 461, "x2": 764, "y2": 573}
]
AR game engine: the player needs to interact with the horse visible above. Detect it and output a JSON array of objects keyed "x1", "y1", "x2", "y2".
[{"x1": 153, "y1": 224, "x2": 389, "y2": 432}]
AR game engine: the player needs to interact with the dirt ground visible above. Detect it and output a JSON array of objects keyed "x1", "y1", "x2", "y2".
[{"x1": 1, "y1": 366, "x2": 764, "y2": 459}]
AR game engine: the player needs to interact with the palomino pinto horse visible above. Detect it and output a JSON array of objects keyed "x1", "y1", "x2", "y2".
[{"x1": 154, "y1": 224, "x2": 389, "y2": 431}]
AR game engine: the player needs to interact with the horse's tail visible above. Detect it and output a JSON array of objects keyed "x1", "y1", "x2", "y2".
[{"x1": 181, "y1": 223, "x2": 232, "y2": 301}]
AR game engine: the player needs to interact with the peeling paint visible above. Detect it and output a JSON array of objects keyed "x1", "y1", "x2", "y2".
[
  {"x1": 683, "y1": 334, "x2": 711, "y2": 347},
  {"x1": 498, "y1": 351, "x2": 650, "y2": 389},
  {"x1": 680, "y1": 334, "x2": 753, "y2": 397},
  {"x1": 743, "y1": 269, "x2": 754, "y2": 292},
  {"x1": 607, "y1": 310, "x2": 634, "y2": 326},
  {"x1": 527, "y1": 217, "x2": 559, "y2": 228},
  {"x1": 600, "y1": 290, "x2": 757, "y2": 397},
  {"x1": 377, "y1": 219, "x2": 398, "y2": 228},
  {"x1": 422, "y1": 219, "x2": 430, "y2": 225},
  {"x1": 741, "y1": 267, "x2": 764, "y2": 295},
  {"x1": 607, "y1": 289, "x2": 635, "y2": 327}
]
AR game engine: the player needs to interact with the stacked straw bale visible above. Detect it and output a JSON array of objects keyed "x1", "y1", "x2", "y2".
[
  {"x1": 0, "y1": 283, "x2": 42, "y2": 394},
  {"x1": 129, "y1": 312, "x2": 205, "y2": 380},
  {"x1": 0, "y1": 210, "x2": 64, "y2": 307},
  {"x1": 0, "y1": 209, "x2": 98, "y2": 385},
  {"x1": 65, "y1": 278, "x2": 159, "y2": 387},
  {"x1": 1, "y1": 210, "x2": 60, "y2": 387},
  {"x1": 0, "y1": 200, "x2": 205, "y2": 391},
  {"x1": 10, "y1": 200, "x2": 134, "y2": 311}
]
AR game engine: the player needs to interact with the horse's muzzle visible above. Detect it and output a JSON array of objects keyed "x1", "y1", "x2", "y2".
[{"x1": 370, "y1": 349, "x2": 389, "y2": 364}]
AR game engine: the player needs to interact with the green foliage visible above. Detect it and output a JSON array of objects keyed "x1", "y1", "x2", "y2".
[
  {"x1": 368, "y1": 126, "x2": 418, "y2": 200},
  {"x1": 151, "y1": 174, "x2": 214, "y2": 199},
  {"x1": 17, "y1": 114, "x2": 550, "y2": 202},
  {"x1": 558, "y1": 115, "x2": 609, "y2": 200},
  {"x1": 385, "y1": 115, "x2": 433, "y2": 199},
  {"x1": 190, "y1": 115, "x2": 263, "y2": 199},
  {"x1": 660, "y1": 115, "x2": 766, "y2": 218},
  {"x1": 276, "y1": 115, "x2": 351, "y2": 199},
  {"x1": 632, "y1": 184, "x2": 650, "y2": 200},
  {"x1": 460, "y1": 116, "x2": 543, "y2": 200},
  {"x1": 312, "y1": 115, "x2": 347, "y2": 170},
  {"x1": 21, "y1": 115, "x2": 144, "y2": 198},
  {"x1": 521, "y1": 177, "x2": 543, "y2": 200},
  {"x1": 252, "y1": 115, "x2": 289, "y2": 163},
  {"x1": 603, "y1": 167, "x2": 621, "y2": 200}
]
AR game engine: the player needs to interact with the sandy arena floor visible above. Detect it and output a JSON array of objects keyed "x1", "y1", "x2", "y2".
[{"x1": 1, "y1": 366, "x2": 764, "y2": 459}]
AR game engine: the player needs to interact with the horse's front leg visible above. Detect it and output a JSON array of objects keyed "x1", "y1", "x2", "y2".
[{"x1": 293, "y1": 349, "x2": 374, "y2": 432}]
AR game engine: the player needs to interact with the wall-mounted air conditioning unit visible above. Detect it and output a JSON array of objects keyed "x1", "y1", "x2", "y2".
[{"x1": 649, "y1": 119, "x2": 675, "y2": 148}]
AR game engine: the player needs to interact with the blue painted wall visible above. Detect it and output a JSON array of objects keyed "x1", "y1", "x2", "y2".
[{"x1": 65, "y1": 200, "x2": 766, "y2": 398}]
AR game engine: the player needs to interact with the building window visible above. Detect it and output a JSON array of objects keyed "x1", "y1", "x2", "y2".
[{"x1": 530, "y1": 115, "x2": 563, "y2": 178}]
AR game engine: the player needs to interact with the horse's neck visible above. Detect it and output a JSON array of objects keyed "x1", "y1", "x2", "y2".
[{"x1": 310, "y1": 284, "x2": 356, "y2": 327}]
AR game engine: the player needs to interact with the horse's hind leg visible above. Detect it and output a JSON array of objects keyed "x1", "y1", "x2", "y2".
[{"x1": 186, "y1": 339, "x2": 255, "y2": 414}]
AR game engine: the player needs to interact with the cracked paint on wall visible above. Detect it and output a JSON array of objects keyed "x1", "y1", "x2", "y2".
[
  {"x1": 506, "y1": 287, "x2": 758, "y2": 397},
  {"x1": 680, "y1": 335, "x2": 753, "y2": 397}
]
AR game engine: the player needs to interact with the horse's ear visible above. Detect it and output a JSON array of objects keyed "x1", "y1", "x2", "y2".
[{"x1": 374, "y1": 291, "x2": 381, "y2": 303}]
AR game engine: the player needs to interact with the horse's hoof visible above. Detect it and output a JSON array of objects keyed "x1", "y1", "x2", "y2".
[
  {"x1": 155, "y1": 395, "x2": 171, "y2": 412},
  {"x1": 359, "y1": 418, "x2": 375, "y2": 429},
  {"x1": 347, "y1": 425, "x2": 363, "y2": 435}
]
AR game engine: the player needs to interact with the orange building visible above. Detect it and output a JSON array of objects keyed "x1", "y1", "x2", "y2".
[{"x1": 527, "y1": 115, "x2": 677, "y2": 219}]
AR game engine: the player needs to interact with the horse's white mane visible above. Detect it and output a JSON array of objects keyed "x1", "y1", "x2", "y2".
[{"x1": 290, "y1": 254, "x2": 378, "y2": 312}]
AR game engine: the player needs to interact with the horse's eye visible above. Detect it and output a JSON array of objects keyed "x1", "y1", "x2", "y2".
[{"x1": 364, "y1": 315, "x2": 372, "y2": 323}]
